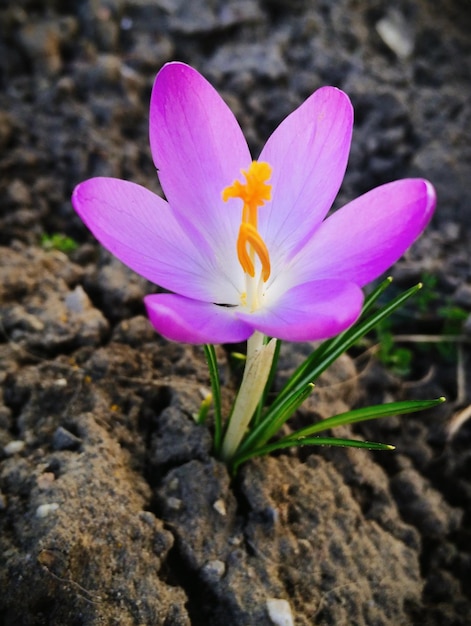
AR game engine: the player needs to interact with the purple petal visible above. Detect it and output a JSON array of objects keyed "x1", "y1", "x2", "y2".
[
  {"x1": 237, "y1": 280, "x2": 364, "y2": 342},
  {"x1": 258, "y1": 86, "x2": 353, "y2": 263},
  {"x1": 145, "y1": 294, "x2": 253, "y2": 344},
  {"x1": 287, "y1": 179, "x2": 436, "y2": 287},
  {"x1": 149, "y1": 62, "x2": 251, "y2": 255},
  {"x1": 72, "y1": 177, "x2": 241, "y2": 304}
]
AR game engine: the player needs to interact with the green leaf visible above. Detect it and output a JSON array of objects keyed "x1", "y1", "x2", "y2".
[
  {"x1": 276, "y1": 281, "x2": 420, "y2": 409},
  {"x1": 203, "y1": 345, "x2": 223, "y2": 453},
  {"x1": 281, "y1": 397, "x2": 445, "y2": 441},
  {"x1": 237, "y1": 282, "x2": 424, "y2": 455},
  {"x1": 41, "y1": 233, "x2": 78, "y2": 252},
  {"x1": 195, "y1": 393, "x2": 212, "y2": 424},
  {"x1": 361, "y1": 276, "x2": 394, "y2": 314},
  {"x1": 231, "y1": 436, "x2": 394, "y2": 473}
]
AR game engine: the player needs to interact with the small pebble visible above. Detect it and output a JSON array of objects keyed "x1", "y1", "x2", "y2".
[
  {"x1": 37, "y1": 472, "x2": 56, "y2": 490},
  {"x1": 52, "y1": 426, "x2": 81, "y2": 451},
  {"x1": 167, "y1": 477, "x2": 179, "y2": 491},
  {"x1": 36, "y1": 503, "x2": 60, "y2": 518},
  {"x1": 213, "y1": 498, "x2": 226, "y2": 516},
  {"x1": 376, "y1": 9, "x2": 414, "y2": 59},
  {"x1": 228, "y1": 535, "x2": 242, "y2": 546},
  {"x1": 139, "y1": 511, "x2": 156, "y2": 526},
  {"x1": 65, "y1": 285, "x2": 89, "y2": 313},
  {"x1": 266, "y1": 598, "x2": 294, "y2": 626},
  {"x1": 167, "y1": 497, "x2": 182, "y2": 511},
  {"x1": 121, "y1": 17, "x2": 133, "y2": 30},
  {"x1": 4, "y1": 440, "x2": 25, "y2": 456},
  {"x1": 202, "y1": 559, "x2": 225, "y2": 578}
]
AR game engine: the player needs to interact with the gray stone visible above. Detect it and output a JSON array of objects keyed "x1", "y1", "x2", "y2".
[{"x1": 52, "y1": 426, "x2": 82, "y2": 451}]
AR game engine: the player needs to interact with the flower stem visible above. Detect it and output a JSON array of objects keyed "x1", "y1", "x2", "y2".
[{"x1": 220, "y1": 331, "x2": 276, "y2": 462}]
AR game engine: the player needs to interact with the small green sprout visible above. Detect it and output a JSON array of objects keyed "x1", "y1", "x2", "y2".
[
  {"x1": 41, "y1": 233, "x2": 78, "y2": 253},
  {"x1": 365, "y1": 273, "x2": 468, "y2": 374}
]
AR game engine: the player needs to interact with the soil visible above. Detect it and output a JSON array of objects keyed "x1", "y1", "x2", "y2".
[{"x1": 1, "y1": 1, "x2": 471, "y2": 625}]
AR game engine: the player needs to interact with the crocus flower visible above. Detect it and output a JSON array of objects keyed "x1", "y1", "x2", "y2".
[{"x1": 72, "y1": 62, "x2": 435, "y2": 345}]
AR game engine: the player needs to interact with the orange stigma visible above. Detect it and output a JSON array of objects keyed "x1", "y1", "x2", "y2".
[{"x1": 222, "y1": 161, "x2": 272, "y2": 282}]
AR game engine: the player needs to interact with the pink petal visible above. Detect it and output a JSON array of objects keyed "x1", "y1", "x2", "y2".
[
  {"x1": 149, "y1": 62, "x2": 251, "y2": 256},
  {"x1": 287, "y1": 179, "x2": 436, "y2": 287},
  {"x1": 72, "y1": 177, "x2": 240, "y2": 304},
  {"x1": 144, "y1": 294, "x2": 253, "y2": 344},
  {"x1": 237, "y1": 280, "x2": 364, "y2": 342},
  {"x1": 258, "y1": 86, "x2": 353, "y2": 263}
]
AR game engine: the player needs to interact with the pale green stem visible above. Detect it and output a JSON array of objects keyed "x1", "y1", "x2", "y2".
[{"x1": 220, "y1": 331, "x2": 277, "y2": 462}]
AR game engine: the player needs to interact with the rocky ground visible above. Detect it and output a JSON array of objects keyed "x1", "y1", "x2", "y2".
[{"x1": 1, "y1": 0, "x2": 471, "y2": 624}]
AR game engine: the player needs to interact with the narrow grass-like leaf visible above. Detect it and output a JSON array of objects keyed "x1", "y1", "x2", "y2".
[
  {"x1": 237, "y1": 383, "x2": 315, "y2": 456},
  {"x1": 203, "y1": 344, "x2": 223, "y2": 453},
  {"x1": 307, "y1": 278, "x2": 395, "y2": 368},
  {"x1": 271, "y1": 277, "x2": 393, "y2": 404},
  {"x1": 195, "y1": 393, "x2": 212, "y2": 425},
  {"x1": 282, "y1": 397, "x2": 445, "y2": 441},
  {"x1": 361, "y1": 276, "x2": 394, "y2": 315},
  {"x1": 231, "y1": 436, "x2": 394, "y2": 473},
  {"x1": 237, "y1": 283, "x2": 423, "y2": 455},
  {"x1": 278, "y1": 282, "x2": 422, "y2": 405}
]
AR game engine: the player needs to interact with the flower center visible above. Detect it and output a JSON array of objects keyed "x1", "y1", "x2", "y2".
[{"x1": 222, "y1": 161, "x2": 272, "y2": 285}]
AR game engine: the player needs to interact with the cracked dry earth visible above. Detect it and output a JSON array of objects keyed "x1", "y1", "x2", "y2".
[
  {"x1": 1, "y1": 0, "x2": 471, "y2": 625},
  {"x1": 0, "y1": 243, "x2": 469, "y2": 625}
]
